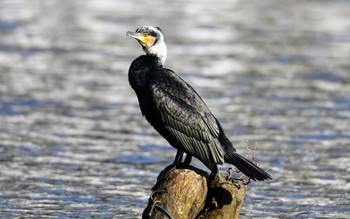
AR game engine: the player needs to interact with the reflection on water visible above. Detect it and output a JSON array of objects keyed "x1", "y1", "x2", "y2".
[{"x1": 0, "y1": 0, "x2": 350, "y2": 218}]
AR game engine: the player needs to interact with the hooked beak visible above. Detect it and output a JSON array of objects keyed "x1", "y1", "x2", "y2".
[
  {"x1": 126, "y1": 31, "x2": 147, "y2": 43},
  {"x1": 127, "y1": 30, "x2": 157, "y2": 48}
]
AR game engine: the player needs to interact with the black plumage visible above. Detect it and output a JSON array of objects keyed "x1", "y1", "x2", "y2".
[{"x1": 127, "y1": 26, "x2": 271, "y2": 181}]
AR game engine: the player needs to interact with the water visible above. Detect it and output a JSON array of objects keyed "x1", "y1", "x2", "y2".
[{"x1": 0, "y1": 0, "x2": 349, "y2": 218}]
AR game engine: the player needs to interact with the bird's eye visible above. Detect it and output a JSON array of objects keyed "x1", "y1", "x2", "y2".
[{"x1": 142, "y1": 33, "x2": 148, "y2": 37}]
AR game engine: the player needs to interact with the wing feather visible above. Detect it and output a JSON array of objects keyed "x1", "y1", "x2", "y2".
[{"x1": 151, "y1": 69, "x2": 224, "y2": 165}]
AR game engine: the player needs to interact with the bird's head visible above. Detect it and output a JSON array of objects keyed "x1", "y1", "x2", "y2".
[{"x1": 127, "y1": 26, "x2": 167, "y2": 65}]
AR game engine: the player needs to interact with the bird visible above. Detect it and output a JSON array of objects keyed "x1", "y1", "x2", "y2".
[{"x1": 126, "y1": 26, "x2": 271, "y2": 181}]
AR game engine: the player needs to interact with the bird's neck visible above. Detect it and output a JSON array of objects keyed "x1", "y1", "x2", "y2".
[{"x1": 143, "y1": 41, "x2": 167, "y2": 66}]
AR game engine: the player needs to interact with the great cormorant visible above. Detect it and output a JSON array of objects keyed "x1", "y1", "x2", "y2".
[{"x1": 127, "y1": 26, "x2": 271, "y2": 181}]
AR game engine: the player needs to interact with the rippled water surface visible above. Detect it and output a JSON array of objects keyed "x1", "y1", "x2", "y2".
[{"x1": 1, "y1": 0, "x2": 349, "y2": 218}]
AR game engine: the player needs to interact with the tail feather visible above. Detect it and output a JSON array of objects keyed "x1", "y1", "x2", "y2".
[{"x1": 225, "y1": 151, "x2": 271, "y2": 181}]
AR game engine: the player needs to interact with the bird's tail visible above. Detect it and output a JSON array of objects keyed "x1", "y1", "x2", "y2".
[{"x1": 224, "y1": 148, "x2": 271, "y2": 181}]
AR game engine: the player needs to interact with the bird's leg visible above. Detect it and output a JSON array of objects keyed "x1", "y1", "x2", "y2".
[
  {"x1": 183, "y1": 154, "x2": 192, "y2": 165},
  {"x1": 208, "y1": 165, "x2": 218, "y2": 183},
  {"x1": 177, "y1": 154, "x2": 192, "y2": 169},
  {"x1": 174, "y1": 150, "x2": 184, "y2": 166},
  {"x1": 157, "y1": 150, "x2": 184, "y2": 181}
]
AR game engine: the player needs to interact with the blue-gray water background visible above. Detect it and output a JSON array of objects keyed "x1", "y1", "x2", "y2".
[{"x1": 0, "y1": 0, "x2": 349, "y2": 218}]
